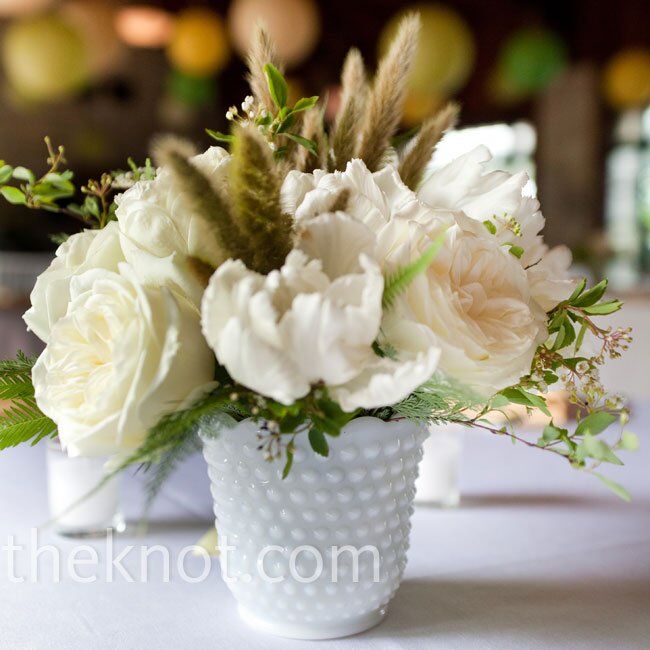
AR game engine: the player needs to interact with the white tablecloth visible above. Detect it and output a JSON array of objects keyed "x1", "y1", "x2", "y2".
[{"x1": 1, "y1": 406, "x2": 649, "y2": 649}]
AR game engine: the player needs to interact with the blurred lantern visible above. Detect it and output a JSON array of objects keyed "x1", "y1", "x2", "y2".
[
  {"x1": 603, "y1": 48, "x2": 650, "y2": 109},
  {"x1": 228, "y1": 0, "x2": 320, "y2": 69},
  {"x1": 380, "y1": 4, "x2": 475, "y2": 97},
  {"x1": 2, "y1": 14, "x2": 89, "y2": 102},
  {"x1": 167, "y1": 69, "x2": 217, "y2": 108},
  {"x1": 486, "y1": 66, "x2": 528, "y2": 106},
  {"x1": 167, "y1": 8, "x2": 229, "y2": 77},
  {"x1": 497, "y1": 28, "x2": 567, "y2": 95},
  {"x1": 402, "y1": 89, "x2": 445, "y2": 127},
  {"x1": 114, "y1": 5, "x2": 175, "y2": 49},
  {"x1": 0, "y1": 0, "x2": 53, "y2": 17},
  {"x1": 62, "y1": 1, "x2": 124, "y2": 79}
]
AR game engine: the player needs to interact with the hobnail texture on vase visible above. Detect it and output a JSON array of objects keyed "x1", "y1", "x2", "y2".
[{"x1": 202, "y1": 416, "x2": 427, "y2": 640}]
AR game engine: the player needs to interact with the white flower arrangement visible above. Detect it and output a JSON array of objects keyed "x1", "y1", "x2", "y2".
[{"x1": 0, "y1": 14, "x2": 635, "y2": 499}]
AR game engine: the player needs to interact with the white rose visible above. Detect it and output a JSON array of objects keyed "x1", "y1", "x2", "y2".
[
  {"x1": 418, "y1": 145, "x2": 576, "y2": 310},
  {"x1": 23, "y1": 222, "x2": 123, "y2": 343},
  {"x1": 115, "y1": 146, "x2": 230, "y2": 306},
  {"x1": 32, "y1": 266, "x2": 214, "y2": 457}
]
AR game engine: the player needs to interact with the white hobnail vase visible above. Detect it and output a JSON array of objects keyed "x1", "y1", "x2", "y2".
[{"x1": 201, "y1": 416, "x2": 427, "y2": 640}]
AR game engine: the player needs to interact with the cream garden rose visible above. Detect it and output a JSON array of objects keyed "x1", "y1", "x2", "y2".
[
  {"x1": 23, "y1": 221, "x2": 123, "y2": 342},
  {"x1": 32, "y1": 266, "x2": 214, "y2": 457},
  {"x1": 115, "y1": 146, "x2": 231, "y2": 306},
  {"x1": 418, "y1": 145, "x2": 576, "y2": 311}
]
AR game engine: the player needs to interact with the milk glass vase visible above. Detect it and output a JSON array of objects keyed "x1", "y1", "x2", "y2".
[
  {"x1": 46, "y1": 439, "x2": 125, "y2": 537},
  {"x1": 202, "y1": 416, "x2": 427, "y2": 640}
]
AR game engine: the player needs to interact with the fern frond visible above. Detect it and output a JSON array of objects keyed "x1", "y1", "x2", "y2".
[
  {"x1": 330, "y1": 48, "x2": 367, "y2": 171},
  {"x1": 0, "y1": 396, "x2": 56, "y2": 450},
  {"x1": 230, "y1": 125, "x2": 293, "y2": 272},
  {"x1": 399, "y1": 102, "x2": 459, "y2": 190},
  {"x1": 386, "y1": 373, "x2": 481, "y2": 423},
  {"x1": 0, "y1": 351, "x2": 36, "y2": 376},
  {"x1": 0, "y1": 351, "x2": 37, "y2": 401},
  {"x1": 382, "y1": 229, "x2": 447, "y2": 310},
  {"x1": 358, "y1": 13, "x2": 421, "y2": 171}
]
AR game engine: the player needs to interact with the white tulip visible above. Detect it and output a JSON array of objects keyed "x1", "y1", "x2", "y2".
[
  {"x1": 115, "y1": 146, "x2": 230, "y2": 306},
  {"x1": 32, "y1": 266, "x2": 214, "y2": 457},
  {"x1": 23, "y1": 221, "x2": 124, "y2": 343}
]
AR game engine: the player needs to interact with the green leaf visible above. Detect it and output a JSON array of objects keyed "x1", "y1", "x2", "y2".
[
  {"x1": 578, "y1": 434, "x2": 623, "y2": 465},
  {"x1": 275, "y1": 113, "x2": 295, "y2": 134},
  {"x1": 620, "y1": 430, "x2": 639, "y2": 451},
  {"x1": 383, "y1": 229, "x2": 448, "y2": 310},
  {"x1": 0, "y1": 165, "x2": 13, "y2": 184},
  {"x1": 292, "y1": 96, "x2": 319, "y2": 112},
  {"x1": 308, "y1": 428, "x2": 330, "y2": 457},
  {"x1": 582, "y1": 300, "x2": 623, "y2": 315},
  {"x1": 284, "y1": 133, "x2": 317, "y2": 155},
  {"x1": 264, "y1": 63, "x2": 288, "y2": 108},
  {"x1": 573, "y1": 279, "x2": 608, "y2": 308},
  {"x1": 282, "y1": 440, "x2": 295, "y2": 479},
  {"x1": 206, "y1": 129, "x2": 234, "y2": 143},
  {"x1": 542, "y1": 423, "x2": 565, "y2": 442},
  {"x1": 575, "y1": 411, "x2": 617, "y2": 437},
  {"x1": 593, "y1": 472, "x2": 631, "y2": 501},
  {"x1": 12, "y1": 166, "x2": 34, "y2": 184},
  {"x1": 567, "y1": 277, "x2": 587, "y2": 303},
  {"x1": 574, "y1": 321, "x2": 588, "y2": 353},
  {"x1": 0, "y1": 186, "x2": 26, "y2": 205},
  {"x1": 499, "y1": 387, "x2": 551, "y2": 416}
]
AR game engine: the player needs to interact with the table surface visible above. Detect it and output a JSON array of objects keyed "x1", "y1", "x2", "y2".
[{"x1": 1, "y1": 406, "x2": 649, "y2": 650}]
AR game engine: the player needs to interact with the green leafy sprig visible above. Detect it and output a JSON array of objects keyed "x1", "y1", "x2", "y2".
[
  {"x1": 207, "y1": 64, "x2": 319, "y2": 160},
  {"x1": 0, "y1": 137, "x2": 156, "y2": 233}
]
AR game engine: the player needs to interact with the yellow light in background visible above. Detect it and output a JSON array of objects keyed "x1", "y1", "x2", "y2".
[
  {"x1": 167, "y1": 8, "x2": 229, "y2": 77},
  {"x1": 2, "y1": 14, "x2": 89, "y2": 102},
  {"x1": 0, "y1": 0, "x2": 54, "y2": 17},
  {"x1": 603, "y1": 48, "x2": 650, "y2": 110},
  {"x1": 228, "y1": 0, "x2": 320, "y2": 69},
  {"x1": 114, "y1": 5, "x2": 175, "y2": 49}
]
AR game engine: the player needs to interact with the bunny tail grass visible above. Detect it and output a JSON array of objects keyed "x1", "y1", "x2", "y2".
[
  {"x1": 357, "y1": 13, "x2": 421, "y2": 172},
  {"x1": 399, "y1": 102, "x2": 459, "y2": 190},
  {"x1": 152, "y1": 136, "x2": 245, "y2": 266},
  {"x1": 330, "y1": 48, "x2": 368, "y2": 171},
  {"x1": 230, "y1": 125, "x2": 293, "y2": 273},
  {"x1": 246, "y1": 25, "x2": 282, "y2": 112}
]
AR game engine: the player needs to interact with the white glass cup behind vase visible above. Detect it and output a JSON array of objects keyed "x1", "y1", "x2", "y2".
[
  {"x1": 46, "y1": 439, "x2": 125, "y2": 537},
  {"x1": 202, "y1": 416, "x2": 427, "y2": 640},
  {"x1": 414, "y1": 423, "x2": 464, "y2": 507}
]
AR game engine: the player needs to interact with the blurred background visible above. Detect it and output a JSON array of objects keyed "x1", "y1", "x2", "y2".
[{"x1": 0, "y1": 0, "x2": 648, "y2": 400}]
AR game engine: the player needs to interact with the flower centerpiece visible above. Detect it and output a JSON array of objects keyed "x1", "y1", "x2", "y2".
[{"x1": 0, "y1": 13, "x2": 635, "y2": 639}]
